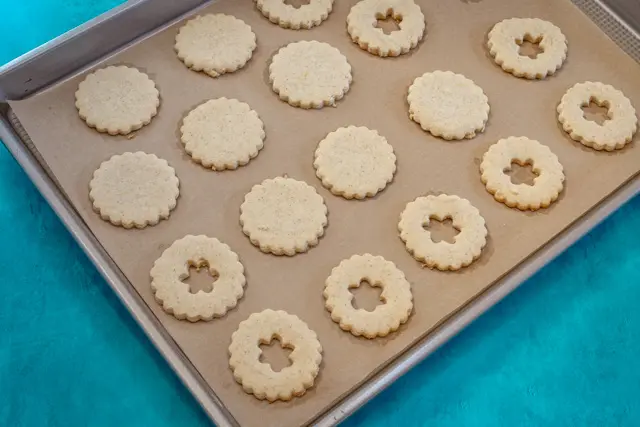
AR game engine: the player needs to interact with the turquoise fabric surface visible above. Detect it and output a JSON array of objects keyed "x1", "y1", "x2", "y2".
[{"x1": 2, "y1": 2, "x2": 639, "y2": 426}]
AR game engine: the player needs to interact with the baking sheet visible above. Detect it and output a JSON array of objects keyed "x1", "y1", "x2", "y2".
[{"x1": 10, "y1": 0, "x2": 640, "y2": 425}]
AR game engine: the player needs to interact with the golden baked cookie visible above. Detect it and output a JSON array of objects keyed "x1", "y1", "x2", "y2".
[
  {"x1": 347, "y1": 0, "x2": 426, "y2": 57},
  {"x1": 75, "y1": 66, "x2": 159, "y2": 135},
  {"x1": 255, "y1": 0, "x2": 334, "y2": 29},
  {"x1": 480, "y1": 136, "x2": 565, "y2": 210},
  {"x1": 324, "y1": 254, "x2": 413, "y2": 338},
  {"x1": 488, "y1": 18, "x2": 567, "y2": 79},
  {"x1": 89, "y1": 152, "x2": 179, "y2": 229},
  {"x1": 399, "y1": 194, "x2": 487, "y2": 270},
  {"x1": 175, "y1": 14, "x2": 256, "y2": 78},
  {"x1": 313, "y1": 126, "x2": 396, "y2": 199},
  {"x1": 229, "y1": 309, "x2": 322, "y2": 401},
  {"x1": 408, "y1": 71, "x2": 490, "y2": 140},
  {"x1": 557, "y1": 81, "x2": 637, "y2": 151},
  {"x1": 269, "y1": 41, "x2": 352, "y2": 109},
  {"x1": 181, "y1": 98, "x2": 265, "y2": 170},
  {"x1": 240, "y1": 177, "x2": 328, "y2": 256},
  {"x1": 151, "y1": 235, "x2": 246, "y2": 322}
]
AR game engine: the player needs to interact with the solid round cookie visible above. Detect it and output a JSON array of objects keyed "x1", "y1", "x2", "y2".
[
  {"x1": 347, "y1": 0, "x2": 426, "y2": 57},
  {"x1": 324, "y1": 254, "x2": 413, "y2": 339},
  {"x1": 480, "y1": 137, "x2": 565, "y2": 210},
  {"x1": 408, "y1": 71, "x2": 490, "y2": 140},
  {"x1": 150, "y1": 235, "x2": 246, "y2": 322},
  {"x1": 398, "y1": 194, "x2": 487, "y2": 270},
  {"x1": 269, "y1": 41, "x2": 352, "y2": 109},
  {"x1": 75, "y1": 66, "x2": 160, "y2": 135},
  {"x1": 255, "y1": 0, "x2": 334, "y2": 29},
  {"x1": 229, "y1": 309, "x2": 322, "y2": 402},
  {"x1": 181, "y1": 98, "x2": 265, "y2": 170},
  {"x1": 488, "y1": 18, "x2": 567, "y2": 79},
  {"x1": 313, "y1": 126, "x2": 396, "y2": 199},
  {"x1": 240, "y1": 177, "x2": 328, "y2": 256},
  {"x1": 175, "y1": 14, "x2": 256, "y2": 78},
  {"x1": 89, "y1": 152, "x2": 179, "y2": 229},
  {"x1": 557, "y1": 81, "x2": 637, "y2": 151}
]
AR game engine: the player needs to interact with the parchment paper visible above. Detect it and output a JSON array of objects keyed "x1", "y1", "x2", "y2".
[{"x1": 10, "y1": 0, "x2": 640, "y2": 425}]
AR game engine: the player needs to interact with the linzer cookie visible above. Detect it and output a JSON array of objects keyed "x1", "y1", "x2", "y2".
[
  {"x1": 269, "y1": 41, "x2": 352, "y2": 109},
  {"x1": 488, "y1": 18, "x2": 567, "y2": 79},
  {"x1": 324, "y1": 254, "x2": 413, "y2": 339},
  {"x1": 557, "y1": 81, "x2": 637, "y2": 151},
  {"x1": 181, "y1": 98, "x2": 265, "y2": 170},
  {"x1": 150, "y1": 235, "x2": 246, "y2": 322},
  {"x1": 240, "y1": 177, "x2": 328, "y2": 256},
  {"x1": 313, "y1": 126, "x2": 396, "y2": 199},
  {"x1": 347, "y1": 0, "x2": 425, "y2": 57},
  {"x1": 229, "y1": 309, "x2": 322, "y2": 402},
  {"x1": 480, "y1": 137, "x2": 565, "y2": 210},
  {"x1": 255, "y1": 0, "x2": 334, "y2": 29},
  {"x1": 89, "y1": 152, "x2": 179, "y2": 229},
  {"x1": 408, "y1": 71, "x2": 490, "y2": 140},
  {"x1": 399, "y1": 194, "x2": 487, "y2": 270},
  {"x1": 75, "y1": 66, "x2": 159, "y2": 135},
  {"x1": 175, "y1": 14, "x2": 256, "y2": 78}
]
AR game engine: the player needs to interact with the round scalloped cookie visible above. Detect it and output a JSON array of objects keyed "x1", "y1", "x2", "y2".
[
  {"x1": 89, "y1": 152, "x2": 179, "y2": 229},
  {"x1": 180, "y1": 98, "x2": 265, "y2": 170},
  {"x1": 240, "y1": 177, "x2": 328, "y2": 256},
  {"x1": 487, "y1": 18, "x2": 567, "y2": 79},
  {"x1": 557, "y1": 81, "x2": 637, "y2": 151},
  {"x1": 254, "y1": 0, "x2": 334, "y2": 29},
  {"x1": 398, "y1": 194, "x2": 487, "y2": 270},
  {"x1": 480, "y1": 136, "x2": 565, "y2": 210},
  {"x1": 313, "y1": 126, "x2": 396, "y2": 199},
  {"x1": 229, "y1": 309, "x2": 322, "y2": 401},
  {"x1": 75, "y1": 66, "x2": 160, "y2": 135},
  {"x1": 269, "y1": 40, "x2": 352, "y2": 109},
  {"x1": 347, "y1": 0, "x2": 426, "y2": 57},
  {"x1": 150, "y1": 235, "x2": 246, "y2": 322},
  {"x1": 324, "y1": 254, "x2": 413, "y2": 338},
  {"x1": 408, "y1": 71, "x2": 490, "y2": 140},
  {"x1": 175, "y1": 14, "x2": 256, "y2": 78}
]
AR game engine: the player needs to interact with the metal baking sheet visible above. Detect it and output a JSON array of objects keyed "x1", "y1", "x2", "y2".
[{"x1": 1, "y1": 0, "x2": 639, "y2": 426}]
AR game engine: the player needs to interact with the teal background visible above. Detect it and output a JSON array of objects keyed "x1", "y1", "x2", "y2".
[{"x1": 1, "y1": 1, "x2": 639, "y2": 426}]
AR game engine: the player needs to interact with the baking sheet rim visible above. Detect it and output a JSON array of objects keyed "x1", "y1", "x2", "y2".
[{"x1": 2, "y1": 0, "x2": 640, "y2": 424}]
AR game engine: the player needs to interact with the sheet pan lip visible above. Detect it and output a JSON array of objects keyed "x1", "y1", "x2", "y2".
[
  {"x1": 588, "y1": 0, "x2": 640, "y2": 41},
  {"x1": 0, "y1": 0, "x2": 214, "y2": 102},
  {"x1": 0, "y1": 1, "x2": 137, "y2": 77},
  {"x1": 2, "y1": 0, "x2": 639, "y2": 425}
]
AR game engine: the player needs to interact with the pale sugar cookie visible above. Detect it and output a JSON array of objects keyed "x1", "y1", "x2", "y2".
[
  {"x1": 399, "y1": 194, "x2": 487, "y2": 270},
  {"x1": 150, "y1": 235, "x2": 246, "y2": 322},
  {"x1": 557, "y1": 82, "x2": 637, "y2": 151},
  {"x1": 480, "y1": 137, "x2": 565, "y2": 210},
  {"x1": 89, "y1": 152, "x2": 179, "y2": 229},
  {"x1": 269, "y1": 41, "x2": 352, "y2": 109},
  {"x1": 408, "y1": 71, "x2": 490, "y2": 140},
  {"x1": 347, "y1": 0, "x2": 426, "y2": 57},
  {"x1": 175, "y1": 14, "x2": 256, "y2": 78},
  {"x1": 240, "y1": 177, "x2": 328, "y2": 256},
  {"x1": 181, "y1": 98, "x2": 265, "y2": 170},
  {"x1": 255, "y1": 0, "x2": 334, "y2": 29},
  {"x1": 229, "y1": 309, "x2": 322, "y2": 402},
  {"x1": 488, "y1": 18, "x2": 567, "y2": 79},
  {"x1": 313, "y1": 126, "x2": 396, "y2": 199},
  {"x1": 75, "y1": 66, "x2": 159, "y2": 136},
  {"x1": 324, "y1": 254, "x2": 413, "y2": 339}
]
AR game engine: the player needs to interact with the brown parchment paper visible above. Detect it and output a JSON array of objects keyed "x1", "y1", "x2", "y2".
[{"x1": 10, "y1": 0, "x2": 640, "y2": 425}]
